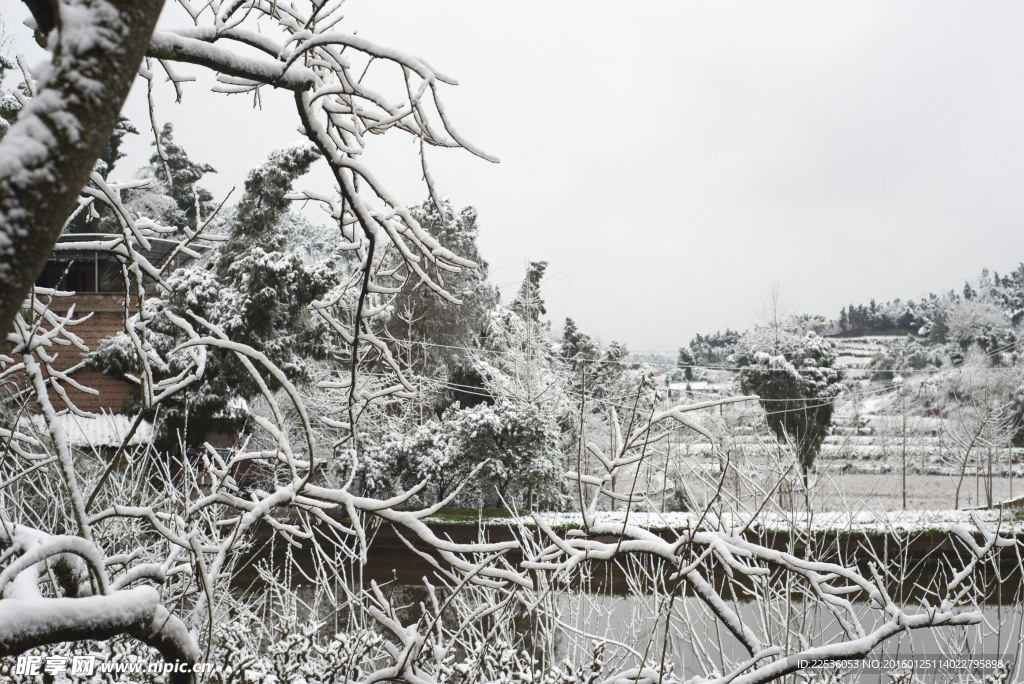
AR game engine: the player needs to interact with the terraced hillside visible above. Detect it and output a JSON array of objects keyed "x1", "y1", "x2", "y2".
[{"x1": 646, "y1": 341, "x2": 1024, "y2": 513}]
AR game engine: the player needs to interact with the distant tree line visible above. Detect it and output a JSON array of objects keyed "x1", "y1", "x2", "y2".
[
  {"x1": 838, "y1": 265, "x2": 1024, "y2": 339},
  {"x1": 839, "y1": 299, "x2": 922, "y2": 334},
  {"x1": 688, "y1": 329, "x2": 742, "y2": 365}
]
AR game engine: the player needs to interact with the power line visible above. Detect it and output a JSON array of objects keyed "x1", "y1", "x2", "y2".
[
  {"x1": 380, "y1": 330, "x2": 1021, "y2": 377},
  {"x1": 325, "y1": 332, "x2": 1021, "y2": 421}
]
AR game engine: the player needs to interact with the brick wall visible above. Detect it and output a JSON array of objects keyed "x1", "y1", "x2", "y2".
[{"x1": 8, "y1": 294, "x2": 139, "y2": 413}]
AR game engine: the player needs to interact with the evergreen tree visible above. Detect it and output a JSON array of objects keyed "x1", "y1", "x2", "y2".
[
  {"x1": 561, "y1": 317, "x2": 600, "y2": 395},
  {"x1": 97, "y1": 115, "x2": 139, "y2": 179},
  {"x1": 561, "y1": 318, "x2": 598, "y2": 368},
  {"x1": 0, "y1": 55, "x2": 21, "y2": 141},
  {"x1": 734, "y1": 332, "x2": 844, "y2": 483},
  {"x1": 149, "y1": 123, "x2": 216, "y2": 230},
  {"x1": 929, "y1": 310, "x2": 950, "y2": 344},
  {"x1": 63, "y1": 122, "x2": 213, "y2": 235},
  {"x1": 511, "y1": 260, "x2": 548, "y2": 323},
  {"x1": 90, "y1": 144, "x2": 338, "y2": 449},
  {"x1": 676, "y1": 346, "x2": 695, "y2": 381},
  {"x1": 561, "y1": 318, "x2": 588, "y2": 362},
  {"x1": 383, "y1": 198, "x2": 499, "y2": 412},
  {"x1": 61, "y1": 115, "x2": 142, "y2": 233},
  {"x1": 590, "y1": 340, "x2": 632, "y2": 405}
]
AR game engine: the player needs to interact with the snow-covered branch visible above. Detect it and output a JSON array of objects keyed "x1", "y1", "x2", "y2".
[{"x1": 0, "y1": 0, "x2": 164, "y2": 335}]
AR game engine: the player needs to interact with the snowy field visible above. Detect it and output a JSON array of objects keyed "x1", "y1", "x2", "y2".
[
  {"x1": 661, "y1": 462, "x2": 1023, "y2": 513},
  {"x1": 811, "y1": 472, "x2": 1021, "y2": 512}
]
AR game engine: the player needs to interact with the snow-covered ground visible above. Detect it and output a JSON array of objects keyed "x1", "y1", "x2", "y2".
[{"x1": 832, "y1": 335, "x2": 904, "y2": 371}]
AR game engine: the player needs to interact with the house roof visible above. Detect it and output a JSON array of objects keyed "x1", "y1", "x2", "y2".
[{"x1": 51, "y1": 233, "x2": 208, "y2": 265}]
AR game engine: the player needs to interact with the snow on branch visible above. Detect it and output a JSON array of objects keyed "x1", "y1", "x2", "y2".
[
  {"x1": 148, "y1": 30, "x2": 316, "y2": 92},
  {"x1": 0, "y1": 0, "x2": 165, "y2": 335},
  {"x1": 1, "y1": 3, "x2": 1015, "y2": 682}
]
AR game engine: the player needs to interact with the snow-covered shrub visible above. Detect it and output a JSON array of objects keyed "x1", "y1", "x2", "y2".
[
  {"x1": 0, "y1": 635, "x2": 160, "y2": 684},
  {"x1": 371, "y1": 400, "x2": 562, "y2": 508},
  {"x1": 205, "y1": 618, "x2": 388, "y2": 684},
  {"x1": 949, "y1": 297, "x2": 1016, "y2": 359},
  {"x1": 868, "y1": 337, "x2": 944, "y2": 382}
]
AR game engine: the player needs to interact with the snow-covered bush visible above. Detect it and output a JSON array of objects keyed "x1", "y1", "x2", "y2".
[
  {"x1": 949, "y1": 297, "x2": 1017, "y2": 361},
  {"x1": 868, "y1": 337, "x2": 945, "y2": 382},
  {"x1": 373, "y1": 400, "x2": 562, "y2": 508}
]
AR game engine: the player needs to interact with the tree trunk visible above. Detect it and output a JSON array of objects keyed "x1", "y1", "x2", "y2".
[{"x1": 0, "y1": 0, "x2": 165, "y2": 335}]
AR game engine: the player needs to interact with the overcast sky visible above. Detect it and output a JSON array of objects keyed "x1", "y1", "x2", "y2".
[{"x1": 11, "y1": 1, "x2": 1024, "y2": 352}]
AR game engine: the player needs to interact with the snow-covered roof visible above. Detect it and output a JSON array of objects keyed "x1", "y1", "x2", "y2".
[
  {"x1": 27, "y1": 413, "x2": 153, "y2": 449},
  {"x1": 668, "y1": 381, "x2": 715, "y2": 391},
  {"x1": 52, "y1": 233, "x2": 209, "y2": 261}
]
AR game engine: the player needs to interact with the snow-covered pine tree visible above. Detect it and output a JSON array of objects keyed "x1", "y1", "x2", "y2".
[
  {"x1": 382, "y1": 198, "x2": 498, "y2": 414},
  {"x1": 734, "y1": 331, "x2": 844, "y2": 482},
  {"x1": 97, "y1": 115, "x2": 138, "y2": 180},
  {"x1": 61, "y1": 115, "x2": 142, "y2": 233},
  {"x1": 62, "y1": 119, "x2": 211, "y2": 235},
  {"x1": 677, "y1": 345, "x2": 695, "y2": 381},
  {"x1": 148, "y1": 123, "x2": 216, "y2": 232},
  {"x1": 511, "y1": 260, "x2": 548, "y2": 324},
  {"x1": 90, "y1": 144, "x2": 338, "y2": 449},
  {"x1": 589, "y1": 340, "x2": 635, "y2": 406},
  {"x1": 560, "y1": 317, "x2": 599, "y2": 397},
  {"x1": 0, "y1": 54, "x2": 17, "y2": 139}
]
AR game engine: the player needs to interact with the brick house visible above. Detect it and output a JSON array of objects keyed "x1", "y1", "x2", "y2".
[{"x1": 12, "y1": 234, "x2": 203, "y2": 417}]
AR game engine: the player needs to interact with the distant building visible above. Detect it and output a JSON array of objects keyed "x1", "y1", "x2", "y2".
[{"x1": 666, "y1": 380, "x2": 719, "y2": 401}]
